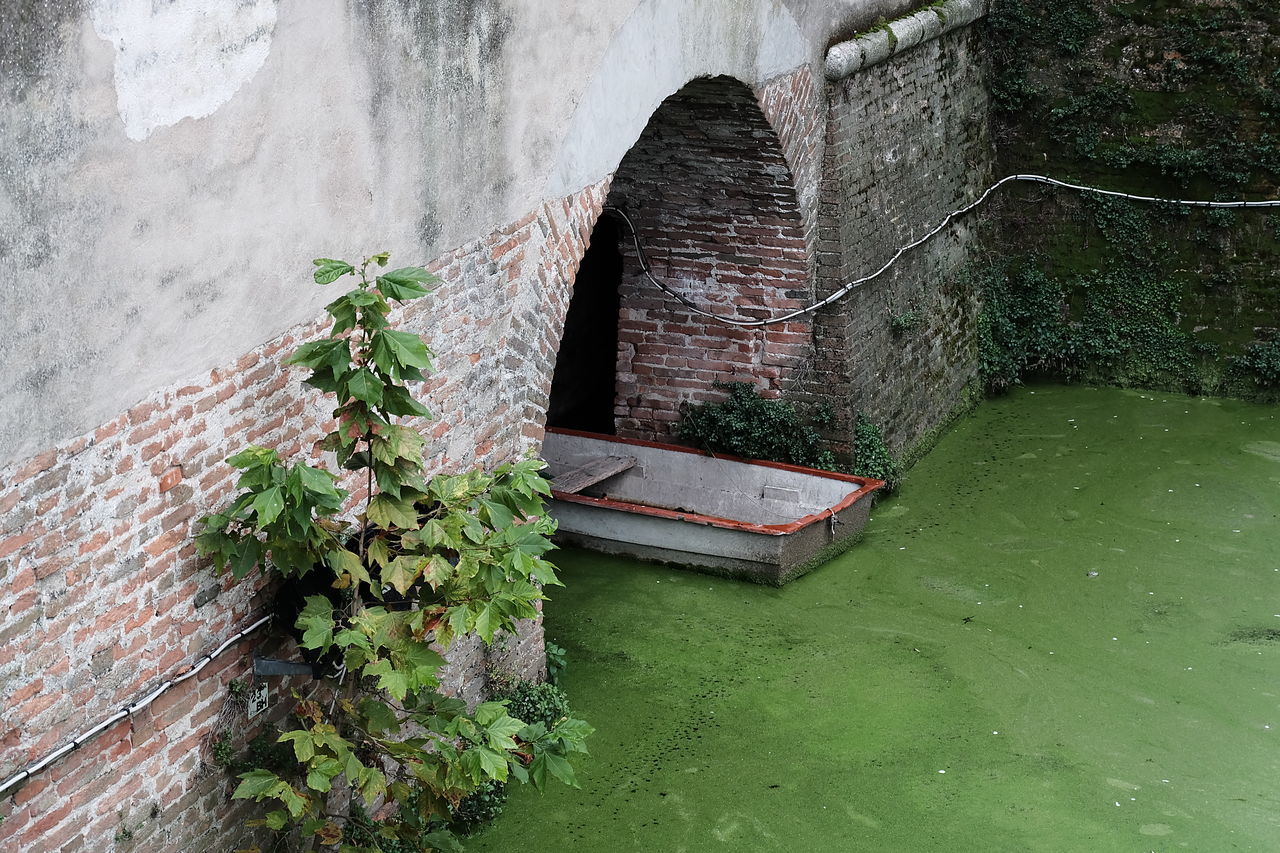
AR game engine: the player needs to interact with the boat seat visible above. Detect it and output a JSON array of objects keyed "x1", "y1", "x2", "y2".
[{"x1": 551, "y1": 455, "x2": 637, "y2": 494}]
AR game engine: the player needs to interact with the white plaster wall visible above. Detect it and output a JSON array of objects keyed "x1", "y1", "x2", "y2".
[{"x1": 0, "y1": 0, "x2": 910, "y2": 465}]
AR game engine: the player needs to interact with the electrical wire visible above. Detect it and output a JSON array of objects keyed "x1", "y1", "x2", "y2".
[
  {"x1": 606, "y1": 173, "x2": 1280, "y2": 329},
  {"x1": 0, "y1": 614, "x2": 272, "y2": 797}
]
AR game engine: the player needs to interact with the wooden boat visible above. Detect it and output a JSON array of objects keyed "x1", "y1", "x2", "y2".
[{"x1": 542, "y1": 428, "x2": 884, "y2": 585}]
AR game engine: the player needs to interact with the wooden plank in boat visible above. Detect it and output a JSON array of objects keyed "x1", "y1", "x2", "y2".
[{"x1": 552, "y1": 455, "x2": 637, "y2": 494}]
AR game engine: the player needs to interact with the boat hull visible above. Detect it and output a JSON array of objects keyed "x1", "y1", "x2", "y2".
[{"x1": 543, "y1": 429, "x2": 883, "y2": 585}]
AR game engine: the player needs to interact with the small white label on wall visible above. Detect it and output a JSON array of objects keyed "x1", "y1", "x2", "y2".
[{"x1": 247, "y1": 683, "x2": 269, "y2": 719}]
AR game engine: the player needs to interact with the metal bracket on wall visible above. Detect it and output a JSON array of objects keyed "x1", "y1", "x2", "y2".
[{"x1": 253, "y1": 654, "x2": 317, "y2": 678}]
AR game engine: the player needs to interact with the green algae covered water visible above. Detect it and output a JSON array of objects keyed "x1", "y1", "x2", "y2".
[{"x1": 473, "y1": 386, "x2": 1280, "y2": 852}]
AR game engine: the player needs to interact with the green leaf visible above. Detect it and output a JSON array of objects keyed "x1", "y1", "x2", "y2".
[
  {"x1": 367, "y1": 536, "x2": 391, "y2": 569},
  {"x1": 371, "y1": 425, "x2": 425, "y2": 466},
  {"x1": 325, "y1": 295, "x2": 357, "y2": 335},
  {"x1": 383, "y1": 555, "x2": 424, "y2": 595},
  {"x1": 346, "y1": 368, "x2": 384, "y2": 407},
  {"x1": 297, "y1": 463, "x2": 339, "y2": 497},
  {"x1": 227, "y1": 445, "x2": 278, "y2": 470},
  {"x1": 286, "y1": 338, "x2": 345, "y2": 370},
  {"x1": 376, "y1": 266, "x2": 435, "y2": 301},
  {"x1": 313, "y1": 258, "x2": 354, "y2": 284},
  {"x1": 305, "y1": 770, "x2": 332, "y2": 793},
  {"x1": 263, "y1": 810, "x2": 289, "y2": 831},
  {"x1": 479, "y1": 498, "x2": 514, "y2": 530},
  {"x1": 279, "y1": 729, "x2": 317, "y2": 763},
  {"x1": 528, "y1": 754, "x2": 548, "y2": 790},
  {"x1": 542, "y1": 751, "x2": 577, "y2": 787},
  {"x1": 367, "y1": 494, "x2": 419, "y2": 530},
  {"x1": 473, "y1": 602, "x2": 499, "y2": 644},
  {"x1": 251, "y1": 486, "x2": 284, "y2": 527},
  {"x1": 346, "y1": 288, "x2": 380, "y2": 307},
  {"x1": 421, "y1": 553, "x2": 453, "y2": 590},
  {"x1": 473, "y1": 746, "x2": 509, "y2": 782},
  {"x1": 377, "y1": 329, "x2": 435, "y2": 370},
  {"x1": 279, "y1": 785, "x2": 309, "y2": 818},
  {"x1": 358, "y1": 697, "x2": 401, "y2": 735},
  {"x1": 296, "y1": 595, "x2": 335, "y2": 651},
  {"x1": 394, "y1": 640, "x2": 445, "y2": 685},
  {"x1": 232, "y1": 769, "x2": 286, "y2": 800},
  {"x1": 305, "y1": 758, "x2": 343, "y2": 794},
  {"x1": 356, "y1": 765, "x2": 388, "y2": 807},
  {"x1": 327, "y1": 548, "x2": 370, "y2": 587},
  {"x1": 551, "y1": 716, "x2": 595, "y2": 745},
  {"x1": 473, "y1": 701, "x2": 505, "y2": 727},
  {"x1": 363, "y1": 658, "x2": 410, "y2": 701},
  {"x1": 228, "y1": 538, "x2": 262, "y2": 580},
  {"x1": 381, "y1": 383, "x2": 432, "y2": 417}
]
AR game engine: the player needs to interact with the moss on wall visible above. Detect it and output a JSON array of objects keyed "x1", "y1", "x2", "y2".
[{"x1": 979, "y1": 0, "x2": 1280, "y2": 399}]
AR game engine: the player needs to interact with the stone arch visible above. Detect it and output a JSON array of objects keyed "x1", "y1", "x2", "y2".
[{"x1": 546, "y1": 74, "x2": 814, "y2": 442}]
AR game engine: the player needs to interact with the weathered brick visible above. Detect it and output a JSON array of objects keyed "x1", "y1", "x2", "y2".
[{"x1": 157, "y1": 466, "x2": 183, "y2": 493}]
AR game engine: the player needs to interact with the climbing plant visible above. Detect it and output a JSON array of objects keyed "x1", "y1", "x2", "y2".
[
  {"x1": 982, "y1": 0, "x2": 1280, "y2": 399},
  {"x1": 972, "y1": 254, "x2": 1225, "y2": 396},
  {"x1": 196, "y1": 254, "x2": 591, "y2": 852}
]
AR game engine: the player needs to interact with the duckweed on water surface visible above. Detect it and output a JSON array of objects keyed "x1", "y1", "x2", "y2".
[{"x1": 476, "y1": 385, "x2": 1280, "y2": 852}]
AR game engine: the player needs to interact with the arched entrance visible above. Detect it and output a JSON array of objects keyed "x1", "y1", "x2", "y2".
[{"x1": 547, "y1": 75, "x2": 813, "y2": 440}]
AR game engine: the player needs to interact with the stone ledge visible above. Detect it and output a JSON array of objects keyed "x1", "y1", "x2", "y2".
[{"x1": 824, "y1": 0, "x2": 990, "y2": 80}]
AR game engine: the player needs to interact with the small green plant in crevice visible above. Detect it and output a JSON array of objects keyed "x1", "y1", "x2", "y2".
[
  {"x1": 852, "y1": 415, "x2": 901, "y2": 495},
  {"x1": 211, "y1": 729, "x2": 237, "y2": 768},
  {"x1": 545, "y1": 641, "x2": 568, "y2": 685},
  {"x1": 113, "y1": 810, "x2": 137, "y2": 846},
  {"x1": 226, "y1": 678, "x2": 249, "y2": 702},
  {"x1": 889, "y1": 308, "x2": 923, "y2": 337},
  {"x1": 678, "y1": 382, "x2": 836, "y2": 470},
  {"x1": 484, "y1": 660, "x2": 520, "y2": 699}
]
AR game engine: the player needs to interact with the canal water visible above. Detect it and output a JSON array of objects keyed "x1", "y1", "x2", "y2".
[{"x1": 473, "y1": 385, "x2": 1280, "y2": 851}]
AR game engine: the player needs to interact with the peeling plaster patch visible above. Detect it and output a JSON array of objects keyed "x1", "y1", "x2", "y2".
[{"x1": 90, "y1": 0, "x2": 278, "y2": 140}]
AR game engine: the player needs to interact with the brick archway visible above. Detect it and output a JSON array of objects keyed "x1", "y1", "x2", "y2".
[{"x1": 550, "y1": 75, "x2": 816, "y2": 442}]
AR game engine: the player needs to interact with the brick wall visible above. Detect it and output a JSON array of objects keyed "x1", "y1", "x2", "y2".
[
  {"x1": 0, "y1": 180, "x2": 607, "y2": 852},
  {"x1": 604, "y1": 75, "x2": 817, "y2": 441},
  {"x1": 807, "y1": 24, "x2": 992, "y2": 457}
]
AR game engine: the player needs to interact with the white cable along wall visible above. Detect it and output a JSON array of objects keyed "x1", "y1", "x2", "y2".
[
  {"x1": 613, "y1": 173, "x2": 1280, "y2": 329},
  {"x1": 0, "y1": 616, "x2": 271, "y2": 797}
]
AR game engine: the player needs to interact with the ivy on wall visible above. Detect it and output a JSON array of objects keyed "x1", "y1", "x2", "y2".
[{"x1": 981, "y1": 0, "x2": 1280, "y2": 398}]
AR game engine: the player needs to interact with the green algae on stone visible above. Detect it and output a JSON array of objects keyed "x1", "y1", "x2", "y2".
[{"x1": 474, "y1": 385, "x2": 1280, "y2": 852}]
